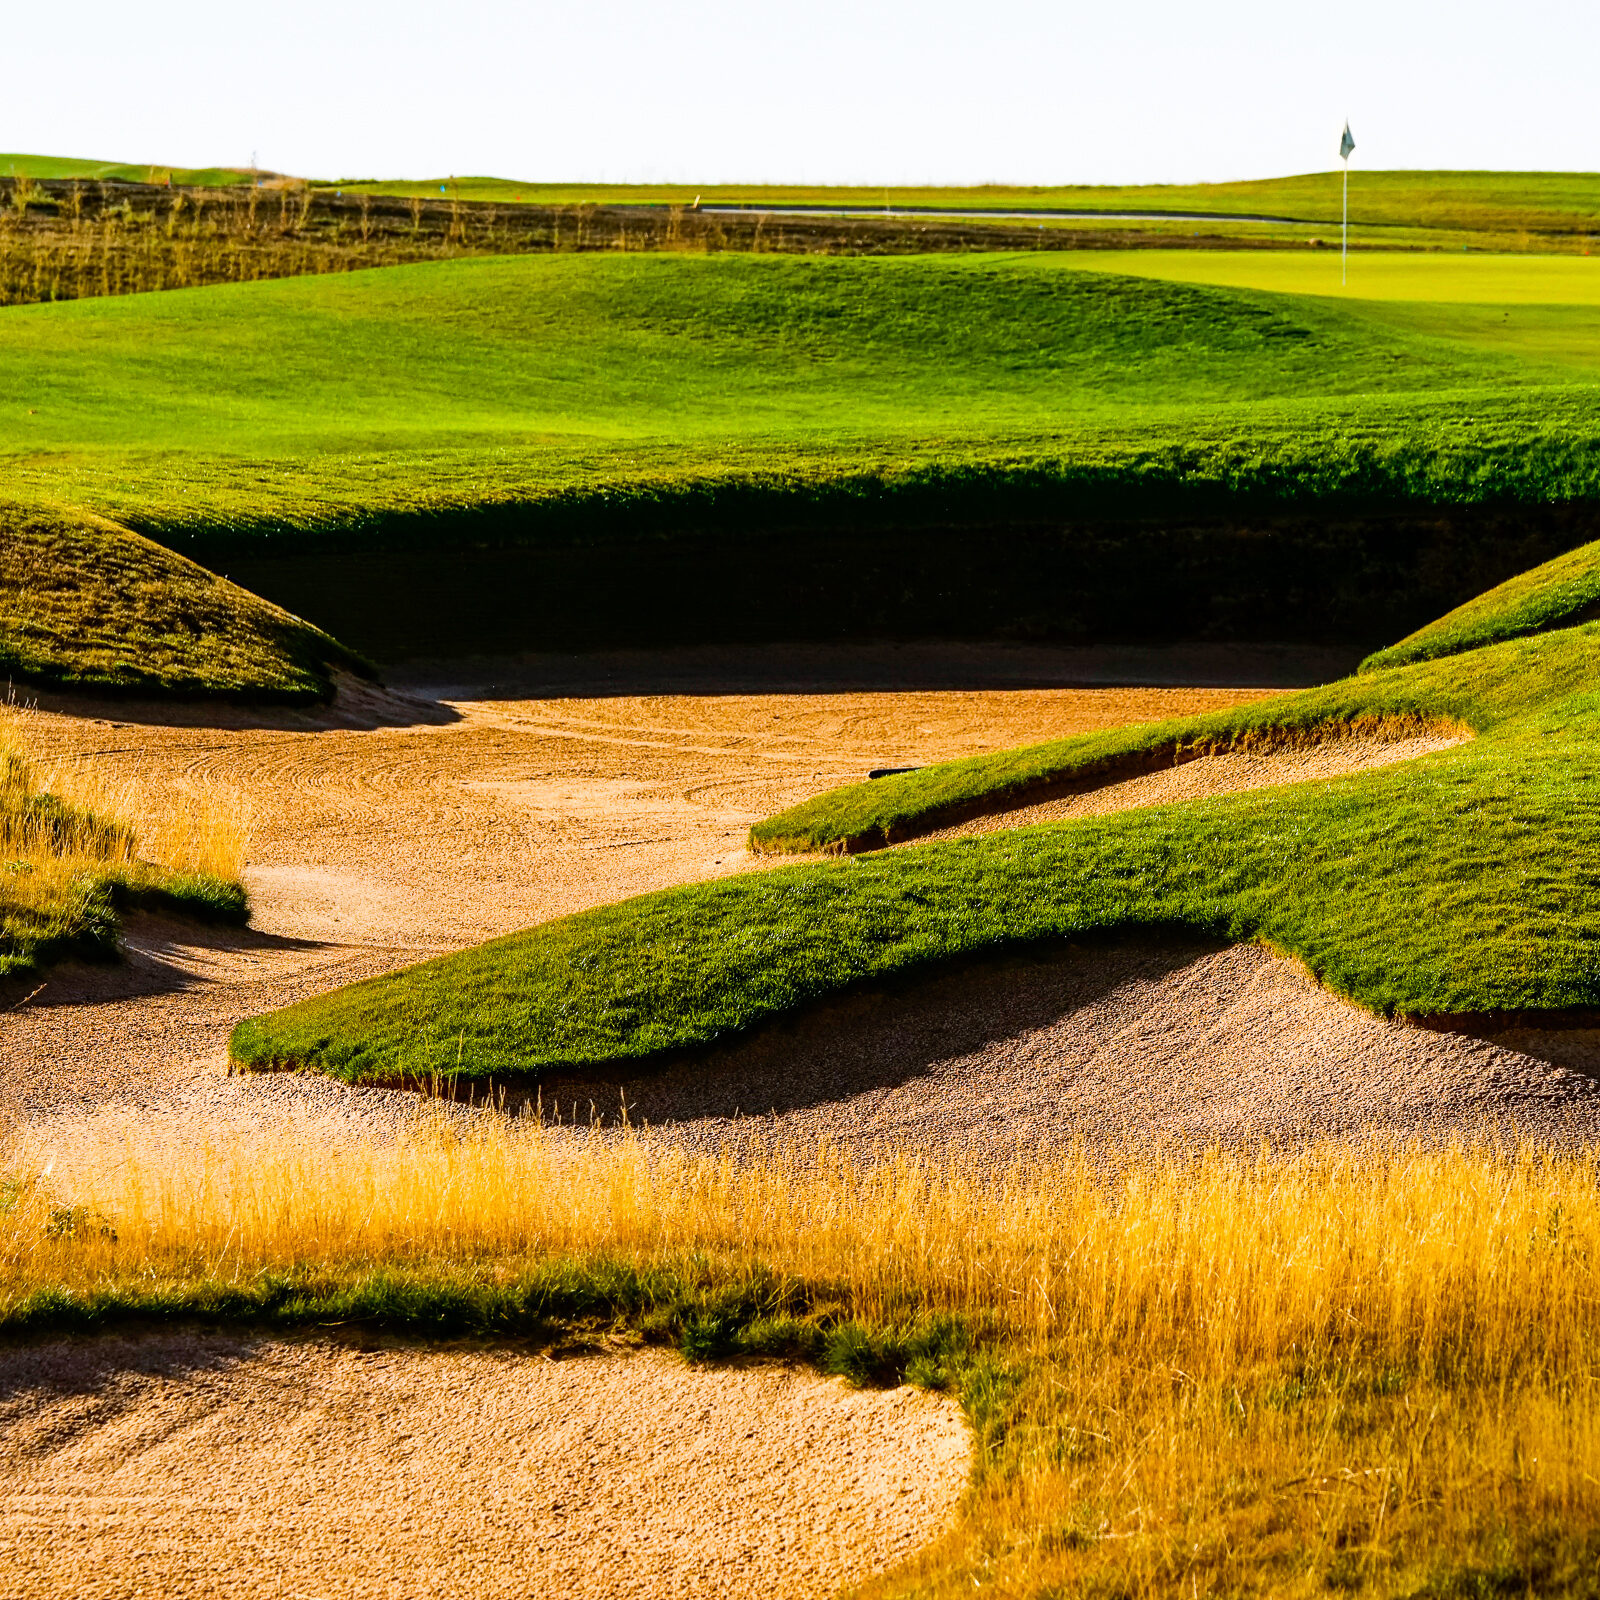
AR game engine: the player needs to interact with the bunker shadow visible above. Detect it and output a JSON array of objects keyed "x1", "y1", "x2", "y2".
[{"x1": 521, "y1": 935, "x2": 1227, "y2": 1128}]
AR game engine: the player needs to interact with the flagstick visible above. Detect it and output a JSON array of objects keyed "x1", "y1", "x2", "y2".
[{"x1": 1342, "y1": 158, "x2": 1349, "y2": 286}]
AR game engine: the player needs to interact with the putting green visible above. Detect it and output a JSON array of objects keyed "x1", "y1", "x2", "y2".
[{"x1": 1057, "y1": 250, "x2": 1600, "y2": 305}]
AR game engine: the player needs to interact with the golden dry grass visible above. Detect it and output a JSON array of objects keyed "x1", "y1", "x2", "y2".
[
  {"x1": 7, "y1": 1120, "x2": 1600, "y2": 1594},
  {"x1": 0, "y1": 707, "x2": 250, "y2": 972}
]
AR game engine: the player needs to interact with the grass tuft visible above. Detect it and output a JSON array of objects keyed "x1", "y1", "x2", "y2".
[{"x1": 0, "y1": 708, "x2": 249, "y2": 975}]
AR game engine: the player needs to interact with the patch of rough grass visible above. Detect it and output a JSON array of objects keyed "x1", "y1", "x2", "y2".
[
  {"x1": 1362, "y1": 535, "x2": 1600, "y2": 674},
  {"x1": 0, "y1": 501, "x2": 371, "y2": 702},
  {"x1": 9, "y1": 1124, "x2": 1600, "y2": 1596},
  {"x1": 0, "y1": 715, "x2": 247, "y2": 975}
]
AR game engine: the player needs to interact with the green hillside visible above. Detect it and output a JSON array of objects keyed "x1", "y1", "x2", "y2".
[
  {"x1": 0, "y1": 152, "x2": 260, "y2": 187},
  {"x1": 5, "y1": 249, "x2": 1600, "y2": 550}
]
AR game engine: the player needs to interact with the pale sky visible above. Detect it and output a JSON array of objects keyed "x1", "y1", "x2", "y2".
[{"x1": 9, "y1": 0, "x2": 1596, "y2": 186}]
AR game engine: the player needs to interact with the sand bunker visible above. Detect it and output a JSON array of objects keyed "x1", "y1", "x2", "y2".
[
  {"x1": 536, "y1": 940, "x2": 1600, "y2": 1158},
  {"x1": 0, "y1": 659, "x2": 1570, "y2": 1174},
  {"x1": 0, "y1": 1334, "x2": 967, "y2": 1600},
  {"x1": 919, "y1": 729, "x2": 1469, "y2": 844},
  {"x1": 0, "y1": 649, "x2": 1586, "y2": 1600}
]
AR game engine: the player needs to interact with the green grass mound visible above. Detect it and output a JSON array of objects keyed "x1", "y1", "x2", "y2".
[
  {"x1": 0, "y1": 502, "x2": 370, "y2": 701},
  {"x1": 5, "y1": 251, "x2": 1600, "y2": 558},
  {"x1": 231, "y1": 575, "x2": 1600, "y2": 1085},
  {"x1": 1, "y1": 152, "x2": 256, "y2": 186},
  {"x1": 1361, "y1": 537, "x2": 1600, "y2": 674}
]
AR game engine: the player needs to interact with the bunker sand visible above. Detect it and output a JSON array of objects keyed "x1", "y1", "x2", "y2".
[
  {"x1": 0, "y1": 1334, "x2": 968, "y2": 1600},
  {"x1": 535, "y1": 941, "x2": 1600, "y2": 1160},
  {"x1": 1, "y1": 657, "x2": 1543, "y2": 1163},
  {"x1": 3, "y1": 662, "x2": 1285, "y2": 1144},
  {"x1": 3, "y1": 650, "x2": 1590, "y2": 1600}
]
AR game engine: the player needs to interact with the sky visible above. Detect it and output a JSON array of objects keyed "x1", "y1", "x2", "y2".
[{"x1": 7, "y1": 0, "x2": 1596, "y2": 187}]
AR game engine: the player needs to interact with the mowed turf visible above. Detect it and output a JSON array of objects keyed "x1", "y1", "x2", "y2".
[
  {"x1": 231, "y1": 573, "x2": 1600, "y2": 1083},
  {"x1": 4, "y1": 250, "x2": 1600, "y2": 544}
]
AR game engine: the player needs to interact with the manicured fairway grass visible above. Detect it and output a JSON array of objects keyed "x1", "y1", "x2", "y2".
[
  {"x1": 3, "y1": 250, "x2": 1599, "y2": 552},
  {"x1": 231, "y1": 579, "x2": 1600, "y2": 1082},
  {"x1": 1055, "y1": 250, "x2": 1600, "y2": 303}
]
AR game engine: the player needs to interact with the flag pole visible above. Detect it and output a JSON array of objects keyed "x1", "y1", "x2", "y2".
[{"x1": 1339, "y1": 120, "x2": 1355, "y2": 287}]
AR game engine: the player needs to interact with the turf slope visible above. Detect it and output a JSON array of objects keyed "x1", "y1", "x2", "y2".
[
  {"x1": 0, "y1": 503, "x2": 370, "y2": 701},
  {"x1": 5, "y1": 251, "x2": 1600, "y2": 556}
]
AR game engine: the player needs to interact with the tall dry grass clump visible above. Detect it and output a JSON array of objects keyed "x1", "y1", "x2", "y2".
[
  {"x1": 7, "y1": 1123, "x2": 1600, "y2": 1591},
  {"x1": 0, "y1": 708, "x2": 249, "y2": 884},
  {"x1": 0, "y1": 708, "x2": 250, "y2": 971}
]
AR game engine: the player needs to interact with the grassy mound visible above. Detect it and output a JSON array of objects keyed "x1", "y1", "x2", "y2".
[
  {"x1": 2, "y1": 250, "x2": 1598, "y2": 555},
  {"x1": 1361, "y1": 537, "x2": 1600, "y2": 673},
  {"x1": 231, "y1": 569, "x2": 1600, "y2": 1083},
  {"x1": 0, "y1": 502, "x2": 370, "y2": 701}
]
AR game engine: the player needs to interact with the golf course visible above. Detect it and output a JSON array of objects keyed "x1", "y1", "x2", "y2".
[{"x1": 8, "y1": 157, "x2": 1600, "y2": 1597}]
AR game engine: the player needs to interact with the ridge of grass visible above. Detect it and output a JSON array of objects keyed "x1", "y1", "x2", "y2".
[
  {"x1": 1361, "y1": 536, "x2": 1600, "y2": 673},
  {"x1": 0, "y1": 501, "x2": 371, "y2": 702},
  {"x1": 231, "y1": 599, "x2": 1600, "y2": 1084}
]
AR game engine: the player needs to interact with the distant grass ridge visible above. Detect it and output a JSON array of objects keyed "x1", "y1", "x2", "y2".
[
  {"x1": 231, "y1": 605, "x2": 1600, "y2": 1083},
  {"x1": 0, "y1": 153, "x2": 263, "y2": 186},
  {"x1": 338, "y1": 169, "x2": 1600, "y2": 248},
  {"x1": 0, "y1": 502, "x2": 371, "y2": 701}
]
